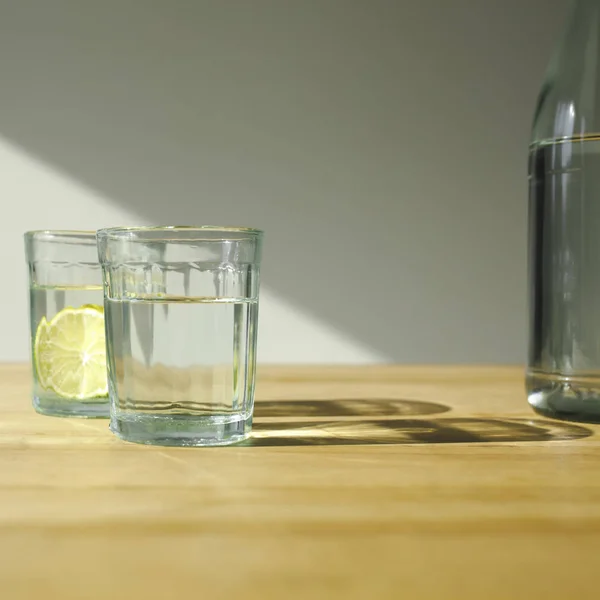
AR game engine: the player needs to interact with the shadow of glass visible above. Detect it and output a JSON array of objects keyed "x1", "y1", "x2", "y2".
[
  {"x1": 254, "y1": 398, "x2": 450, "y2": 418},
  {"x1": 244, "y1": 418, "x2": 592, "y2": 447}
]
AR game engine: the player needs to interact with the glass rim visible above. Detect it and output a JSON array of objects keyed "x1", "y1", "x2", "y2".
[
  {"x1": 96, "y1": 225, "x2": 264, "y2": 240},
  {"x1": 25, "y1": 229, "x2": 96, "y2": 239}
]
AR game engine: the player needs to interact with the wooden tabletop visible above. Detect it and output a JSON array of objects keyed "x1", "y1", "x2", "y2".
[{"x1": 1, "y1": 364, "x2": 599, "y2": 600}]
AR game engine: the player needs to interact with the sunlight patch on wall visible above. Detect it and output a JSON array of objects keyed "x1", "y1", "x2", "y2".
[{"x1": 0, "y1": 137, "x2": 383, "y2": 363}]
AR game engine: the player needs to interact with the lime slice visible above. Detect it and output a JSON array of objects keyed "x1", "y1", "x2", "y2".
[
  {"x1": 81, "y1": 303, "x2": 105, "y2": 314},
  {"x1": 34, "y1": 317, "x2": 52, "y2": 390},
  {"x1": 34, "y1": 305, "x2": 108, "y2": 400}
]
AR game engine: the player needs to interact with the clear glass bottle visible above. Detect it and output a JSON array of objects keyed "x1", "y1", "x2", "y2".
[{"x1": 528, "y1": 0, "x2": 600, "y2": 422}]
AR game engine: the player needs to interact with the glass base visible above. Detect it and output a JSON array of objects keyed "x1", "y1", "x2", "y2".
[
  {"x1": 33, "y1": 395, "x2": 110, "y2": 418},
  {"x1": 527, "y1": 371, "x2": 600, "y2": 424},
  {"x1": 110, "y1": 412, "x2": 252, "y2": 447}
]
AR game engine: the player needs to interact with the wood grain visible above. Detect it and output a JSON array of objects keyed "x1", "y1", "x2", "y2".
[{"x1": 0, "y1": 363, "x2": 598, "y2": 600}]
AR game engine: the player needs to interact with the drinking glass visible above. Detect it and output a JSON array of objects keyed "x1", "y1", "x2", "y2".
[
  {"x1": 24, "y1": 231, "x2": 108, "y2": 417},
  {"x1": 97, "y1": 226, "x2": 263, "y2": 446}
]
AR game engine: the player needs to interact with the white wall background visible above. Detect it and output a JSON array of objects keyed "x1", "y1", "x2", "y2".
[{"x1": 0, "y1": 0, "x2": 570, "y2": 364}]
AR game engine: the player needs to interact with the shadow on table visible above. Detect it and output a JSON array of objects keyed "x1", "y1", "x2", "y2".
[
  {"x1": 245, "y1": 415, "x2": 592, "y2": 447},
  {"x1": 254, "y1": 398, "x2": 450, "y2": 418}
]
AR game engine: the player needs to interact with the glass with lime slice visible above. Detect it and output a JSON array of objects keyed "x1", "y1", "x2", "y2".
[{"x1": 25, "y1": 231, "x2": 109, "y2": 417}]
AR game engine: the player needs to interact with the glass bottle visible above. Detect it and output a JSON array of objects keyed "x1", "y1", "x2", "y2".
[{"x1": 528, "y1": 0, "x2": 600, "y2": 421}]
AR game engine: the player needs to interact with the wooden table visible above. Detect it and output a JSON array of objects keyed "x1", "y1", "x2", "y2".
[{"x1": 1, "y1": 364, "x2": 598, "y2": 600}]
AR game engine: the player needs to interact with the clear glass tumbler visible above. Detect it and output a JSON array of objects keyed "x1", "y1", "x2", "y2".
[
  {"x1": 24, "y1": 231, "x2": 109, "y2": 417},
  {"x1": 97, "y1": 226, "x2": 263, "y2": 446}
]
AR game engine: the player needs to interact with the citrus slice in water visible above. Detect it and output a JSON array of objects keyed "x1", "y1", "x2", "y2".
[
  {"x1": 34, "y1": 305, "x2": 108, "y2": 400},
  {"x1": 33, "y1": 316, "x2": 52, "y2": 390}
]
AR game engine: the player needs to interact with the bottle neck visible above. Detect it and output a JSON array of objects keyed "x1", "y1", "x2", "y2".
[{"x1": 532, "y1": 0, "x2": 600, "y2": 143}]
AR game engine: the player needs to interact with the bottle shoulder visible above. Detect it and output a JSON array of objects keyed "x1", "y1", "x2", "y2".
[{"x1": 531, "y1": 1, "x2": 600, "y2": 143}]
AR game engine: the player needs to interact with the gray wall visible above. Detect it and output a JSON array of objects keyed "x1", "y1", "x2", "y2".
[{"x1": 0, "y1": 0, "x2": 570, "y2": 363}]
